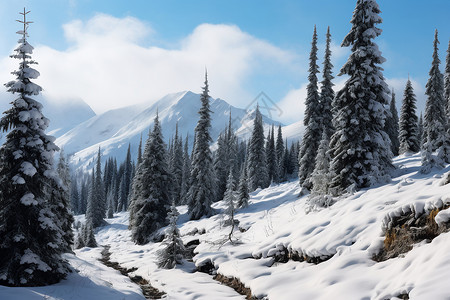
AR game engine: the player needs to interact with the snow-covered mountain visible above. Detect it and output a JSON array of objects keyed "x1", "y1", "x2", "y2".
[
  {"x1": 56, "y1": 91, "x2": 298, "y2": 171},
  {"x1": 0, "y1": 95, "x2": 95, "y2": 142}
]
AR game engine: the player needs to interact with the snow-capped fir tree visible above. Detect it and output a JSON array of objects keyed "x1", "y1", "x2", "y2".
[
  {"x1": 84, "y1": 222, "x2": 97, "y2": 248},
  {"x1": 117, "y1": 173, "x2": 127, "y2": 212},
  {"x1": 70, "y1": 176, "x2": 80, "y2": 214},
  {"x1": 180, "y1": 135, "x2": 191, "y2": 204},
  {"x1": 418, "y1": 113, "x2": 424, "y2": 146},
  {"x1": 214, "y1": 132, "x2": 229, "y2": 200},
  {"x1": 421, "y1": 132, "x2": 444, "y2": 174},
  {"x1": 0, "y1": 10, "x2": 70, "y2": 286},
  {"x1": 247, "y1": 104, "x2": 269, "y2": 191},
  {"x1": 53, "y1": 152, "x2": 75, "y2": 253},
  {"x1": 384, "y1": 90, "x2": 400, "y2": 156},
  {"x1": 106, "y1": 186, "x2": 114, "y2": 219},
  {"x1": 266, "y1": 125, "x2": 278, "y2": 184},
  {"x1": 398, "y1": 79, "x2": 420, "y2": 154},
  {"x1": 236, "y1": 165, "x2": 249, "y2": 209},
  {"x1": 283, "y1": 142, "x2": 291, "y2": 177},
  {"x1": 310, "y1": 132, "x2": 334, "y2": 207},
  {"x1": 157, "y1": 202, "x2": 185, "y2": 269},
  {"x1": 445, "y1": 39, "x2": 450, "y2": 114},
  {"x1": 137, "y1": 134, "x2": 143, "y2": 166},
  {"x1": 298, "y1": 26, "x2": 321, "y2": 189},
  {"x1": 319, "y1": 26, "x2": 335, "y2": 140},
  {"x1": 187, "y1": 72, "x2": 216, "y2": 220},
  {"x1": 423, "y1": 30, "x2": 446, "y2": 153},
  {"x1": 170, "y1": 123, "x2": 184, "y2": 204},
  {"x1": 328, "y1": 0, "x2": 393, "y2": 193},
  {"x1": 129, "y1": 113, "x2": 172, "y2": 244},
  {"x1": 74, "y1": 227, "x2": 85, "y2": 249},
  {"x1": 289, "y1": 142, "x2": 299, "y2": 176},
  {"x1": 223, "y1": 168, "x2": 236, "y2": 226},
  {"x1": 275, "y1": 125, "x2": 285, "y2": 182},
  {"x1": 118, "y1": 145, "x2": 133, "y2": 211},
  {"x1": 85, "y1": 149, "x2": 106, "y2": 228}
]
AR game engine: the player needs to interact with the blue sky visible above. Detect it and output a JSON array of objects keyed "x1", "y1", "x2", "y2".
[{"x1": 0, "y1": 0, "x2": 449, "y2": 123}]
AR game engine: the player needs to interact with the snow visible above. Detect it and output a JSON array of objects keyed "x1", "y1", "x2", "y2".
[
  {"x1": 3, "y1": 153, "x2": 450, "y2": 299},
  {"x1": 56, "y1": 91, "x2": 287, "y2": 172},
  {"x1": 20, "y1": 249, "x2": 51, "y2": 272},
  {"x1": 20, "y1": 193, "x2": 37, "y2": 206}
]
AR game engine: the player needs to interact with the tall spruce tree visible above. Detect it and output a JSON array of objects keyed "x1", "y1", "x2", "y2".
[
  {"x1": 170, "y1": 123, "x2": 184, "y2": 204},
  {"x1": 266, "y1": 125, "x2": 278, "y2": 184},
  {"x1": 298, "y1": 26, "x2": 321, "y2": 189},
  {"x1": 180, "y1": 135, "x2": 191, "y2": 204},
  {"x1": 186, "y1": 72, "x2": 216, "y2": 220},
  {"x1": 310, "y1": 132, "x2": 334, "y2": 207},
  {"x1": 85, "y1": 149, "x2": 106, "y2": 228},
  {"x1": 418, "y1": 113, "x2": 424, "y2": 146},
  {"x1": 385, "y1": 90, "x2": 400, "y2": 156},
  {"x1": 445, "y1": 40, "x2": 450, "y2": 115},
  {"x1": 247, "y1": 105, "x2": 269, "y2": 191},
  {"x1": 0, "y1": 10, "x2": 70, "y2": 286},
  {"x1": 275, "y1": 125, "x2": 285, "y2": 182},
  {"x1": 320, "y1": 26, "x2": 335, "y2": 141},
  {"x1": 328, "y1": 0, "x2": 393, "y2": 193},
  {"x1": 399, "y1": 80, "x2": 420, "y2": 154},
  {"x1": 236, "y1": 165, "x2": 249, "y2": 209},
  {"x1": 423, "y1": 30, "x2": 446, "y2": 152},
  {"x1": 129, "y1": 114, "x2": 172, "y2": 244}
]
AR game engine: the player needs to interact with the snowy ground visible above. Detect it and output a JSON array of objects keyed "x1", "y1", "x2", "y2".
[{"x1": 2, "y1": 153, "x2": 450, "y2": 299}]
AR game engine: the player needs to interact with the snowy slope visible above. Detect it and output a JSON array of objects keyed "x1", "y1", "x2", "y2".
[
  {"x1": 56, "y1": 91, "x2": 287, "y2": 171},
  {"x1": 90, "y1": 153, "x2": 450, "y2": 299}
]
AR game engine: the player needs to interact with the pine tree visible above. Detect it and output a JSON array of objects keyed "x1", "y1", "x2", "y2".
[
  {"x1": 328, "y1": 0, "x2": 393, "y2": 193},
  {"x1": 385, "y1": 90, "x2": 400, "y2": 156},
  {"x1": 137, "y1": 134, "x2": 143, "y2": 166},
  {"x1": 84, "y1": 222, "x2": 97, "y2": 248},
  {"x1": 418, "y1": 113, "x2": 424, "y2": 147},
  {"x1": 319, "y1": 26, "x2": 335, "y2": 140},
  {"x1": 399, "y1": 79, "x2": 420, "y2": 154},
  {"x1": 223, "y1": 168, "x2": 236, "y2": 225},
  {"x1": 214, "y1": 132, "x2": 228, "y2": 200},
  {"x1": 423, "y1": 30, "x2": 446, "y2": 152},
  {"x1": 421, "y1": 132, "x2": 444, "y2": 174},
  {"x1": 129, "y1": 114, "x2": 172, "y2": 244},
  {"x1": 310, "y1": 132, "x2": 334, "y2": 207},
  {"x1": 70, "y1": 177, "x2": 80, "y2": 214},
  {"x1": 298, "y1": 26, "x2": 321, "y2": 189},
  {"x1": 236, "y1": 165, "x2": 249, "y2": 209},
  {"x1": 187, "y1": 72, "x2": 216, "y2": 220},
  {"x1": 0, "y1": 10, "x2": 70, "y2": 286},
  {"x1": 157, "y1": 202, "x2": 185, "y2": 269},
  {"x1": 85, "y1": 149, "x2": 106, "y2": 228},
  {"x1": 275, "y1": 125, "x2": 285, "y2": 182},
  {"x1": 247, "y1": 105, "x2": 269, "y2": 191},
  {"x1": 180, "y1": 135, "x2": 191, "y2": 204},
  {"x1": 266, "y1": 125, "x2": 278, "y2": 184},
  {"x1": 170, "y1": 123, "x2": 184, "y2": 204},
  {"x1": 444, "y1": 40, "x2": 450, "y2": 116}
]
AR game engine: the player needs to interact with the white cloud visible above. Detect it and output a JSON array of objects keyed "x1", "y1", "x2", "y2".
[{"x1": 0, "y1": 14, "x2": 296, "y2": 114}]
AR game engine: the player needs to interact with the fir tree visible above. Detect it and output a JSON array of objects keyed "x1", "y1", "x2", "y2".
[
  {"x1": 214, "y1": 132, "x2": 229, "y2": 200},
  {"x1": 247, "y1": 105, "x2": 269, "y2": 191},
  {"x1": 418, "y1": 113, "x2": 424, "y2": 147},
  {"x1": 310, "y1": 132, "x2": 334, "y2": 207},
  {"x1": 137, "y1": 133, "x2": 143, "y2": 166},
  {"x1": 85, "y1": 149, "x2": 106, "y2": 228},
  {"x1": 187, "y1": 72, "x2": 216, "y2": 220},
  {"x1": 445, "y1": 39, "x2": 450, "y2": 115},
  {"x1": 223, "y1": 168, "x2": 236, "y2": 225},
  {"x1": 170, "y1": 123, "x2": 184, "y2": 204},
  {"x1": 157, "y1": 202, "x2": 185, "y2": 269},
  {"x1": 180, "y1": 135, "x2": 191, "y2": 204},
  {"x1": 423, "y1": 30, "x2": 446, "y2": 152},
  {"x1": 236, "y1": 165, "x2": 249, "y2": 209},
  {"x1": 399, "y1": 79, "x2": 420, "y2": 154},
  {"x1": 70, "y1": 177, "x2": 80, "y2": 214},
  {"x1": 266, "y1": 125, "x2": 278, "y2": 184},
  {"x1": 320, "y1": 26, "x2": 335, "y2": 140},
  {"x1": 385, "y1": 90, "x2": 400, "y2": 156},
  {"x1": 84, "y1": 222, "x2": 97, "y2": 248},
  {"x1": 328, "y1": 0, "x2": 393, "y2": 193},
  {"x1": 129, "y1": 114, "x2": 172, "y2": 244},
  {"x1": 275, "y1": 125, "x2": 286, "y2": 182},
  {"x1": 0, "y1": 10, "x2": 70, "y2": 286},
  {"x1": 298, "y1": 26, "x2": 321, "y2": 189}
]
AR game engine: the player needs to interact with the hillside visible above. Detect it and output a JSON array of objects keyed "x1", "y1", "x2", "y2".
[{"x1": 3, "y1": 153, "x2": 450, "y2": 299}]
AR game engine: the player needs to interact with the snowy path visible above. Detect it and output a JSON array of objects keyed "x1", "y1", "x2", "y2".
[{"x1": 96, "y1": 213, "x2": 246, "y2": 300}]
